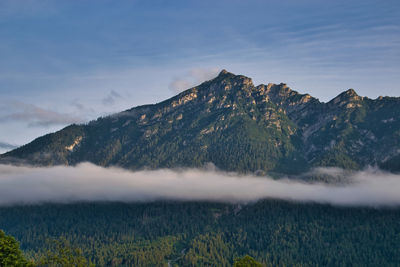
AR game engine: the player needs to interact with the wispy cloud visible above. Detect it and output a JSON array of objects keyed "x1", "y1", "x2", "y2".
[
  {"x1": 0, "y1": 163, "x2": 399, "y2": 207},
  {"x1": 102, "y1": 90, "x2": 123, "y2": 106},
  {"x1": 0, "y1": 141, "x2": 18, "y2": 154},
  {"x1": 169, "y1": 68, "x2": 220, "y2": 93},
  {"x1": 0, "y1": 101, "x2": 83, "y2": 127},
  {"x1": 0, "y1": 141, "x2": 17, "y2": 150}
]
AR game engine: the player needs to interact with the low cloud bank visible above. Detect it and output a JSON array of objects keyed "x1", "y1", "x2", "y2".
[{"x1": 0, "y1": 163, "x2": 399, "y2": 207}]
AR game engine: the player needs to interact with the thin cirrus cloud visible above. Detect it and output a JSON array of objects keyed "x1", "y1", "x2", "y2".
[{"x1": 0, "y1": 163, "x2": 399, "y2": 207}]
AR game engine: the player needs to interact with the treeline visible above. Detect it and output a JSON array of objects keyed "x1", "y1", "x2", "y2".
[{"x1": 0, "y1": 200, "x2": 399, "y2": 266}]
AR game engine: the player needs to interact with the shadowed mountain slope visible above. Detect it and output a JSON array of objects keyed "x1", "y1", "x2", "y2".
[{"x1": 2, "y1": 70, "x2": 399, "y2": 174}]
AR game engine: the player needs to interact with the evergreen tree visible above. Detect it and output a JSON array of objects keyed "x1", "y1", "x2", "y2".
[
  {"x1": 38, "y1": 238, "x2": 94, "y2": 267},
  {"x1": 234, "y1": 255, "x2": 263, "y2": 267},
  {"x1": 0, "y1": 230, "x2": 34, "y2": 267}
]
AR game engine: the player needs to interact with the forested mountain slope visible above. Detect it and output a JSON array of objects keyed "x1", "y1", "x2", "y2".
[
  {"x1": 2, "y1": 70, "x2": 399, "y2": 173},
  {"x1": 1, "y1": 201, "x2": 399, "y2": 266}
]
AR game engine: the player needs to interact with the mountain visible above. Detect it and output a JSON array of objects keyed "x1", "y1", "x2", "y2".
[{"x1": 1, "y1": 70, "x2": 399, "y2": 174}]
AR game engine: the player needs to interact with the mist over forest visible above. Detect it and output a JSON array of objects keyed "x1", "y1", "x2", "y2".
[{"x1": 0, "y1": 163, "x2": 399, "y2": 207}]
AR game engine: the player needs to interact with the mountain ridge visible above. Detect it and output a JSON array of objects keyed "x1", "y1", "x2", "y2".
[{"x1": 1, "y1": 70, "x2": 399, "y2": 174}]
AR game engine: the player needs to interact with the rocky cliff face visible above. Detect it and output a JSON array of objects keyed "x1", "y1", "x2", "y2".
[{"x1": 2, "y1": 70, "x2": 399, "y2": 174}]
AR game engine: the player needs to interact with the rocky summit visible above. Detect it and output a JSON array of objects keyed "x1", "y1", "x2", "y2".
[{"x1": 1, "y1": 70, "x2": 399, "y2": 174}]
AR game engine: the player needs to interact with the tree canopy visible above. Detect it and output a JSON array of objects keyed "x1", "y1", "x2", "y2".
[
  {"x1": 0, "y1": 230, "x2": 34, "y2": 267},
  {"x1": 234, "y1": 255, "x2": 263, "y2": 267}
]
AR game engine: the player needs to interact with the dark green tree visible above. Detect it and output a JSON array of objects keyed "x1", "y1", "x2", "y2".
[
  {"x1": 234, "y1": 255, "x2": 263, "y2": 267},
  {"x1": 38, "y1": 238, "x2": 94, "y2": 267},
  {"x1": 0, "y1": 230, "x2": 34, "y2": 267}
]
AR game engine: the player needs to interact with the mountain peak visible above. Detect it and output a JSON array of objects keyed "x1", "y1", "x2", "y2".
[
  {"x1": 219, "y1": 69, "x2": 229, "y2": 75},
  {"x1": 215, "y1": 69, "x2": 236, "y2": 79},
  {"x1": 329, "y1": 88, "x2": 362, "y2": 107},
  {"x1": 3, "y1": 70, "x2": 399, "y2": 174},
  {"x1": 344, "y1": 88, "x2": 358, "y2": 97},
  {"x1": 211, "y1": 69, "x2": 253, "y2": 88},
  {"x1": 335, "y1": 89, "x2": 360, "y2": 100}
]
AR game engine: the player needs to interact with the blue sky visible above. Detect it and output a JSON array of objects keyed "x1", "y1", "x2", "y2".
[{"x1": 0, "y1": 0, "x2": 399, "y2": 151}]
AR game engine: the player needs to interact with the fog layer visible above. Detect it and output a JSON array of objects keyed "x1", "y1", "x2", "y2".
[{"x1": 0, "y1": 163, "x2": 399, "y2": 206}]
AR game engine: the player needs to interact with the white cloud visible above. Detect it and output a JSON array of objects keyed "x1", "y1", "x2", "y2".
[
  {"x1": 0, "y1": 101, "x2": 83, "y2": 127},
  {"x1": 0, "y1": 163, "x2": 399, "y2": 207},
  {"x1": 168, "y1": 79, "x2": 193, "y2": 94},
  {"x1": 169, "y1": 68, "x2": 220, "y2": 93}
]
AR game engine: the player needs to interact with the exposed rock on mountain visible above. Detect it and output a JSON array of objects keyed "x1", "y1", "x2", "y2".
[{"x1": 1, "y1": 70, "x2": 399, "y2": 174}]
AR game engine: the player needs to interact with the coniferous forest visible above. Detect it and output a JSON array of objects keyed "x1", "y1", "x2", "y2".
[
  {"x1": 1, "y1": 200, "x2": 399, "y2": 266},
  {"x1": 2, "y1": 1, "x2": 400, "y2": 267}
]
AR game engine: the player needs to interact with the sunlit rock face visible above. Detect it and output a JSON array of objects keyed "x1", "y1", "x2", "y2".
[{"x1": 1, "y1": 70, "x2": 399, "y2": 174}]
